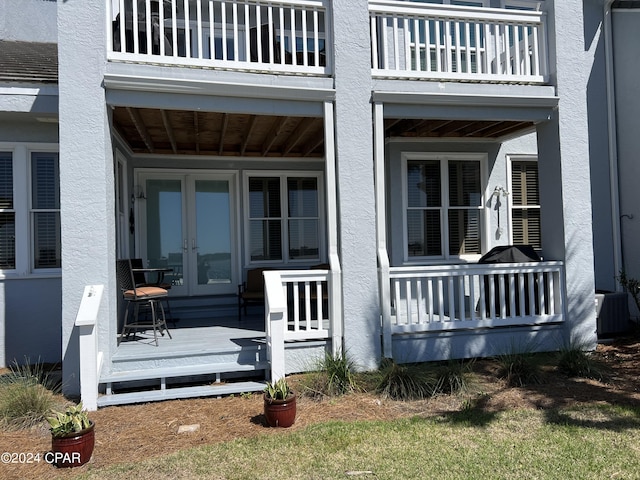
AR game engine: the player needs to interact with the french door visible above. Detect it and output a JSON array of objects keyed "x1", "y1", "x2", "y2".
[{"x1": 137, "y1": 171, "x2": 238, "y2": 296}]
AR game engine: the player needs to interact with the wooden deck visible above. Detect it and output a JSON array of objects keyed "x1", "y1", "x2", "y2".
[{"x1": 97, "y1": 311, "x2": 270, "y2": 407}]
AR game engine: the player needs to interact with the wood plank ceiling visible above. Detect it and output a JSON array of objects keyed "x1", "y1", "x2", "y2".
[{"x1": 112, "y1": 106, "x2": 535, "y2": 157}]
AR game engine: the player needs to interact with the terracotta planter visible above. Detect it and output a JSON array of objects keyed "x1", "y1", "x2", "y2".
[
  {"x1": 50, "y1": 421, "x2": 95, "y2": 468},
  {"x1": 263, "y1": 393, "x2": 297, "y2": 428}
]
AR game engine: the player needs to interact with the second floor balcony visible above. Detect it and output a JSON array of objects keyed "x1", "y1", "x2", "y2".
[{"x1": 107, "y1": 0, "x2": 549, "y2": 85}]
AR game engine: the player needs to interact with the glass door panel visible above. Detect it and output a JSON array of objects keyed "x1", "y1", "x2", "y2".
[
  {"x1": 139, "y1": 173, "x2": 237, "y2": 296},
  {"x1": 144, "y1": 178, "x2": 186, "y2": 294},
  {"x1": 191, "y1": 178, "x2": 234, "y2": 294}
]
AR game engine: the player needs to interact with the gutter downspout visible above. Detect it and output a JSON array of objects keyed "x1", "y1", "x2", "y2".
[{"x1": 604, "y1": 0, "x2": 623, "y2": 289}]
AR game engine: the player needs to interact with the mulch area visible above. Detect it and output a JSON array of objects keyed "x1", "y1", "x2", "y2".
[{"x1": 1, "y1": 336, "x2": 640, "y2": 480}]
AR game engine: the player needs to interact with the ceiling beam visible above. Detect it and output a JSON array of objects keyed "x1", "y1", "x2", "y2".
[
  {"x1": 161, "y1": 110, "x2": 177, "y2": 154},
  {"x1": 218, "y1": 113, "x2": 229, "y2": 155},
  {"x1": 262, "y1": 117, "x2": 287, "y2": 156},
  {"x1": 302, "y1": 131, "x2": 324, "y2": 157},
  {"x1": 193, "y1": 112, "x2": 200, "y2": 154},
  {"x1": 126, "y1": 107, "x2": 154, "y2": 153},
  {"x1": 281, "y1": 117, "x2": 315, "y2": 155},
  {"x1": 240, "y1": 115, "x2": 258, "y2": 156}
]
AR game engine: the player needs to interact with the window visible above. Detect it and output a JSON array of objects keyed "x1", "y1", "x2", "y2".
[
  {"x1": 509, "y1": 158, "x2": 541, "y2": 250},
  {"x1": 404, "y1": 153, "x2": 484, "y2": 260},
  {"x1": 0, "y1": 146, "x2": 60, "y2": 274},
  {"x1": 31, "y1": 152, "x2": 61, "y2": 269},
  {"x1": 0, "y1": 152, "x2": 15, "y2": 269},
  {"x1": 246, "y1": 173, "x2": 322, "y2": 264}
]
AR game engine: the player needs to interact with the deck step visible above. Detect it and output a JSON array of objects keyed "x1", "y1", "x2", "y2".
[
  {"x1": 96, "y1": 380, "x2": 266, "y2": 407},
  {"x1": 100, "y1": 361, "x2": 269, "y2": 384}
]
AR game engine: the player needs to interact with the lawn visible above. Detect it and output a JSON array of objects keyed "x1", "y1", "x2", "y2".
[{"x1": 72, "y1": 404, "x2": 640, "y2": 480}]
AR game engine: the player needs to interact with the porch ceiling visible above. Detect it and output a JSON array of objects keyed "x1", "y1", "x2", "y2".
[
  {"x1": 112, "y1": 107, "x2": 326, "y2": 157},
  {"x1": 112, "y1": 107, "x2": 536, "y2": 157},
  {"x1": 384, "y1": 118, "x2": 535, "y2": 139}
]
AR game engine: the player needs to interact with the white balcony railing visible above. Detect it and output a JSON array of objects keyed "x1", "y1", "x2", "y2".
[
  {"x1": 369, "y1": 0, "x2": 548, "y2": 83},
  {"x1": 265, "y1": 268, "x2": 338, "y2": 381},
  {"x1": 385, "y1": 262, "x2": 565, "y2": 340},
  {"x1": 107, "y1": 0, "x2": 330, "y2": 75}
]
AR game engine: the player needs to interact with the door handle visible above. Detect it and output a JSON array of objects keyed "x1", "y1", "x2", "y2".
[
  {"x1": 183, "y1": 239, "x2": 188, "y2": 252},
  {"x1": 192, "y1": 239, "x2": 198, "y2": 251}
]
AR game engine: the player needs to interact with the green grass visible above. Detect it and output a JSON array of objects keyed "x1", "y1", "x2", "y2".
[
  {"x1": 298, "y1": 351, "x2": 358, "y2": 398},
  {"x1": 73, "y1": 405, "x2": 640, "y2": 480}
]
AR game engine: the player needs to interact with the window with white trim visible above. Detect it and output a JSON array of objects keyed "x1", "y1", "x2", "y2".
[
  {"x1": 246, "y1": 173, "x2": 322, "y2": 264},
  {"x1": 509, "y1": 158, "x2": 541, "y2": 250},
  {"x1": 0, "y1": 152, "x2": 15, "y2": 269},
  {"x1": 0, "y1": 147, "x2": 60, "y2": 273},
  {"x1": 404, "y1": 154, "x2": 484, "y2": 260}
]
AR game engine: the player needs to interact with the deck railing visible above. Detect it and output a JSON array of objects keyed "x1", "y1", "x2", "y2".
[
  {"x1": 264, "y1": 268, "x2": 337, "y2": 381},
  {"x1": 385, "y1": 261, "x2": 564, "y2": 343},
  {"x1": 107, "y1": 0, "x2": 330, "y2": 75},
  {"x1": 369, "y1": 0, "x2": 548, "y2": 83}
]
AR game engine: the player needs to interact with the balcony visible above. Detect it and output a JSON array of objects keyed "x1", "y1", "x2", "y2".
[
  {"x1": 369, "y1": 0, "x2": 549, "y2": 84},
  {"x1": 107, "y1": 0, "x2": 330, "y2": 76}
]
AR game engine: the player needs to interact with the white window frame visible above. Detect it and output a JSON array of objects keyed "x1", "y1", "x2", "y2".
[
  {"x1": 506, "y1": 154, "x2": 540, "y2": 248},
  {"x1": 401, "y1": 152, "x2": 488, "y2": 263},
  {"x1": 500, "y1": 0, "x2": 543, "y2": 10},
  {"x1": 0, "y1": 142, "x2": 60, "y2": 278},
  {"x1": 243, "y1": 170, "x2": 325, "y2": 266},
  {"x1": 115, "y1": 150, "x2": 129, "y2": 259}
]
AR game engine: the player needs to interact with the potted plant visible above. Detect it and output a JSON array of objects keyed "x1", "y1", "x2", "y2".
[
  {"x1": 46, "y1": 402, "x2": 95, "y2": 468},
  {"x1": 263, "y1": 378, "x2": 296, "y2": 428}
]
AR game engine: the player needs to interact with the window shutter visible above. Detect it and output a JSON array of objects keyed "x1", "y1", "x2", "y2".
[{"x1": 511, "y1": 160, "x2": 541, "y2": 250}]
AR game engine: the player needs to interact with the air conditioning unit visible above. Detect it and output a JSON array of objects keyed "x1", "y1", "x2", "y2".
[{"x1": 595, "y1": 292, "x2": 630, "y2": 338}]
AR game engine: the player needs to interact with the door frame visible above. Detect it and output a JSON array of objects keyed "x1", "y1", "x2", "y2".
[{"x1": 134, "y1": 168, "x2": 241, "y2": 296}]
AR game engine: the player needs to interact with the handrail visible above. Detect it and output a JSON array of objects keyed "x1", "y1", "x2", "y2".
[
  {"x1": 75, "y1": 284, "x2": 105, "y2": 411},
  {"x1": 369, "y1": 0, "x2": 548, "y2": 84},
  {"x1": 107, "y1": 0, "x2": 331, "y2": 76},
  {"x1": 264, "y1": 268, "x2": 335, "y2": 382},
  {"x1": 385, "y1": 262, "x2": 565, "y2": 334}
]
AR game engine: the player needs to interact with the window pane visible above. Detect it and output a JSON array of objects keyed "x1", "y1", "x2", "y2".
[
  {"x1": 0, "y1": 212, "x2": 15, "y2": 269},
  {"x1": 287, "y1": 178, "x2": 318, "y2": 218},
  {"x1": 33, "y1": 211, "x2": 61, "y2": 268},
  {"x1": 407, "y1": 210, "x2": 441, "y2": 256},
  {"x1": 448, "y1": 209, "x2": 481, "y2": 255},
  {"x1": 448, "y1": 161, "x2": 481, "y2": 207},
  {"x1": 289, "y1": 219, "x2": 319, "y2": 260},
  {"x1": 249, "y1": 219, "x2": 282, "y2": 261},
  {"x1": 249, "y1": 178, "x2": 280, "y2": 218},
  {"x1": 31, "y1": 153, "x2": 60, "y2": 209},
  {"x1": 0, "y1": 153, "x2": 13, "y2": 209},
  {"x1": 407, "y1": 160, "x2": 441, "y2": 208}
]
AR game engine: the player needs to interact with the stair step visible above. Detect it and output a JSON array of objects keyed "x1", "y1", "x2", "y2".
[
  {"x1": 100, "y1": 361, "x2": 269, "y2": 384},
  {"x1": 96, "y1": 380, "x2": 266, "y2": 407}
]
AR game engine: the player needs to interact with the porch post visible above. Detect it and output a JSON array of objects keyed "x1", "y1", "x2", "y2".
[
  {"x1": 536, "y1": 0, "x2": 598, "y2": 348},
  {"x1": 374, "y1": 102, "x2": 392, "y2": 357},
  {"x1": 58, "y1": 0, "x2": 117, "y2": 397},
  {"x1": 323, "y1": 101, "x2": 343, "y2": 355},
  {"x1": 333, "y1": 0, "x2": 381, "y2": 370}
]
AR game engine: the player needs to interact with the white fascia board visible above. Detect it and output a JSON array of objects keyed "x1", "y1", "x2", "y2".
[
  {"x1": 0, "y1": 85, "x2": 59, "y2": 114},
  {"x1": 372, "y1": 90, "x2": 559, "y2": 109},
  {"x1": 103, "y1": 70, "x2": 335, "y2": 103}
]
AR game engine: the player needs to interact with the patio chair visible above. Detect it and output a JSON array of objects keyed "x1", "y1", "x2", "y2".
[
  {"x1": 238, "y1": 267, "x2": 271, "y2": 318},
  {"x1": 130, "y1": 257, "x2": 177, "y2": 326},
  {"x1": 116, "y1": 259, "x2": 172, "y2": 346}
]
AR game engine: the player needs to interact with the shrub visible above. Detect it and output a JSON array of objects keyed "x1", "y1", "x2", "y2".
[
  {"x1": 0, "y1": 360, "x2": 61, "y2": 429},
  {"x1": 496, "y1": 350, "x2": 543, "y2": 387},
  {"x1": 299, "y1": 351, "x2": 358, "y2": 399},
  {"x1": 432, "y1": 360, "x2": 475, "y2": 395},
  {"x1": 558, "y1": 345, "x2": 605, "y2": 381},
  {"x1": 376, "y1": 359, "x2": 434, "y2": 401}
]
